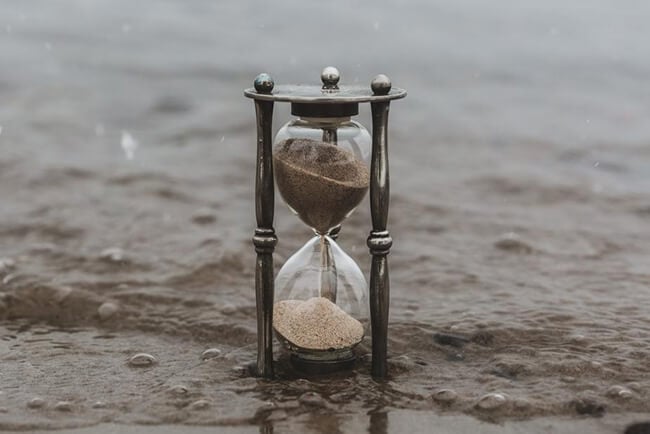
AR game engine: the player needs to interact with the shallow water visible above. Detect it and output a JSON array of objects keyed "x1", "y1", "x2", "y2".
[{"x1": 1, "y1": 0, "x2": 650, "y2": 430}]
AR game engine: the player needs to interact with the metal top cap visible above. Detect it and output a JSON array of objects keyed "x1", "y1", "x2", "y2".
[{"x1": 244, "y1": 66, "x2": 406, "y2": 105}]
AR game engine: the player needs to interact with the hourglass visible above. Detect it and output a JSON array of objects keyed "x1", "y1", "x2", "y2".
[{"x1": 245, "y1": 67, "x2": 405, "y2": 378}]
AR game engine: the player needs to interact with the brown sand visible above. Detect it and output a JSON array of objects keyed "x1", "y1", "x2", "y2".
[
  {"x1": 273, "y1": 297, "x2": 364, "y2": 350},
  {"x1": 273, "y1": 138, "x2": 369, "y2": 234}
]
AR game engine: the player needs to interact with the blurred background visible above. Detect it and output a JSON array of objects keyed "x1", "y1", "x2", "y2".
[{"x1": 1, "y1": 0, "x2": 650, "y2": 429}]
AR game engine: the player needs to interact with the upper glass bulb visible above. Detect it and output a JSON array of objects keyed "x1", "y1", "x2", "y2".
[{"x1": 273, "y1": 116, "x2": 371, "y2": 234}]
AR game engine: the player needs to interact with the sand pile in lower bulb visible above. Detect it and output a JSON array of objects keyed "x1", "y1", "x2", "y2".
[
  {"x1": 273, "y1": 297, "x2": 364, "y2": 350},
  {"x1": 273, "y1": 138, "x2": 369, "y2": 234}
]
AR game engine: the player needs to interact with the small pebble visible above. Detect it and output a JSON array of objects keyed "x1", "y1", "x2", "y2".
[
  {"x1": 128, "y1": 353, "x2": 157, "y2": 367},
  {"x1": 53, "y1": 286, "x2": 72, "y2": 303},
  {"x1": 100, "y1": 247, "x2": 124, "y2": 262},
  {"x1": 54, "y1": 401, "x2": 73, "y2": 412},
  {"x1": 561, "y1": 376, "x2": 577, "y2": 383},
  {"x1": 606, "y1": 385, "x2": 633, "y2": 399},
  {"x1": 189, "y1": 399, "x2": 210, "y2": 410},
  {"x1": 2, "y1": 274, "x2": 15, "y2": 285},
  {"x1": 201, "y1": 348, "x2": 222, "y2": 360},
  {"x1": 573, "y1": 398, "x2": 605, "y2": 416},
  {"x1": 169, "y1": 385, "x2": 188, "y2": 395},
  {"x1": 27, "y1": 397, "x2": 46, "y2": 409},
  {"x1": 91, "y1": 401, "x2": 107, "y2": 409},
  {"x1": 191, "y1": 209, "x2": 217, "y2": 225},
  {"x1": 432, "y1": 389, "x2": 458, "y2": 403},
  {"x1": 0, "y1": 257, "x2": 15, "y2": 272},
  {"x1": 494, "y1": 232, "x2": 534, "y2": 254},
  {"x1": 624, "y1": 422, "x2": 650, "y2": 434},
  {"x1": 433, "y1": 333, "x2": 469, "y2": 348},
  {"x1": 221, "y1": 303, "x2": 237, "y2": 315},
  {"x1": 98, "y1": 302, "x2": 119, "y2": 320},
  {"x1": 298, "y1": 392, "x2": 328, "y2": 408},
  {"x1": 476, "y1": 393, "x2": 507, "y2": 410}
]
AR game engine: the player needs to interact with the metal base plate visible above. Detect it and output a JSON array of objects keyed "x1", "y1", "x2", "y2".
[{"x1": 290, "y1": 354, "x2": 356, "y2": 375}]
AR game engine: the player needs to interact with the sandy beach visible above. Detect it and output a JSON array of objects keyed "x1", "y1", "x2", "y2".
[{"x1": 1, "y1": 0, "x2": 650, "y2": 432}]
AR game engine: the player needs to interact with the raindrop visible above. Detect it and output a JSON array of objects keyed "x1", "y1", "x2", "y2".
[
  {"x1": 100, "y1": 247, "x2": 124, "y2": 262},
  {"x1": 432, "y1": 389, "x2": 458, "y2": 403},
  {"x1": 201, "y1": 348, "x2": 222, "y2": 360},
  {"x1": 120, "y1": 131, "x2": 138, "y2": 160},
  {"x1": 44, "y1": 42, "x2": 52, "y2": 50},
  {"x1": 5, "y1": 24, "x2": 12, "y2": 34},
  {"x1": 0, "y1": 125, "x2": 3, "y2": 135},
  {"x1": 54, "y1": 401, "x2": 73, "y2": 412},
  {"x1": 476, "y1": 393, "x2": 507, "y2": 410},
  {"x1": 121, "y1": 23, "x2": 131, "y2": 34},
  {"x1": 27, "y1": 397, "x2": 46, "y2": 409},
  {"x1": 98, "y1": 302, "x2": 119, "y2": 320},
  {"x1": 189, "y1": 399, "x2": 210, "y2": 410},
  {"x1": 373, "y1": 21, "x2": 380, "y2": 31},
  {"x1": 593, "y1": 161, "x2": 600, "y2": 168},
  {"x1": 220, "y1": 135, "x2": 225, "y2": 143},
  {"x1": 95, "y1": 123, "x2": 105, "y2": 137},
  {"x1": 128, "y1": 353, "x2": 157, "y2": 367}
]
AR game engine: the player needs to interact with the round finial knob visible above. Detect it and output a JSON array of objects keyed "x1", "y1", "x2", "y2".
[
  {"x1": 321, "y1": 66, "x2": 340, "y2": 90},
  {"x1": 371, "y1": 74, "x2": 392, "y2": 95},
  {"x1": 254, "y1": 73, "x2": 274, "y2": 93}
]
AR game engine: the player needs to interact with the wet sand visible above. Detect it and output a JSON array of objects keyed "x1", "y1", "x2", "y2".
[{"x1": 1, "y1": 0, "x2": 650, "y2": 432}]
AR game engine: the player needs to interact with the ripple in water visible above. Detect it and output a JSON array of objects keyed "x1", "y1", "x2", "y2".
[
  {"x1": 128, "y1": 353, "x2": 157, "y2": 367},
  {"x1": 201, "y1": 348, "x2": 222, "y2": 360}
]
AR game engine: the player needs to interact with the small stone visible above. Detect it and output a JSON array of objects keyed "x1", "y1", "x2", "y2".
[
  {"x1": 298, "y1": 392, "x2": 328, "y2": 408},
  {"x1": 189, "y1": 399, "x2": 210, "y2": 410},
  {"x1": 100, "y1": 247, "x2": 124, "y2": 262},
  {"x1": 0, "y1": 258, "x2": 15, "y2": 272},
  {"x1": 572, "y1": 398, "x2": 605, "y2": 416},
  {"x1": 476, "y1": 393, "x2": 507, "y2": 410},
  {"x1": 606, "y1": 385, "x2": 633, "y2": 399},
  {"x1": 91, "y1": 401, "x2": 107, "y2": 409},
  {"x1": 128, "y1": 353, "x2": 157, "y2": 367},
  {"x1": 201, "y1": 348, "x2": 222, "y2": 360},
  {"x1": 53, "y1": 286, "x2": 72, "y2": 303},
  {"x1": 561, "y1": 376, "x2": 577, "y2": 383},
  {"x1": 191, "y1": 209, "x2": 216, "y2": 225},
  {"x1": 221, "y1": 303, "x2": 237, "y2": 315},
  {"x1": 624, "y1": 422, "x2": 650, "y2": 434},
  {"x1": 54, "y1": 401, "x2": 73, "y2": 412},
  {"x1": 168, "y1": 385, "x2": 188, "y2": 395},
  {"x1": 433, "y1": 333, "x2": 469, "y2": 348},
  {"x1": 27, "y1": 397, "x2": 46, "y2": 409},
  {"x1": 98, "y1": 302, "x2": 119, "y2": 320},
  {"x1": 432, "y1": 389, "x2": 458, "y2": 403},
  {"x1": 0, "y1": 407, "x2": 7, "y2": 413},
  {"x1": 494, "y1": 232, "x2": 534, "y2": 254}
]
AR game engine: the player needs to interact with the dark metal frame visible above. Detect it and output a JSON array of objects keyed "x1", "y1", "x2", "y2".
[{"x1": 245, "y1": 69, "x2": 405, "y2": 379}]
